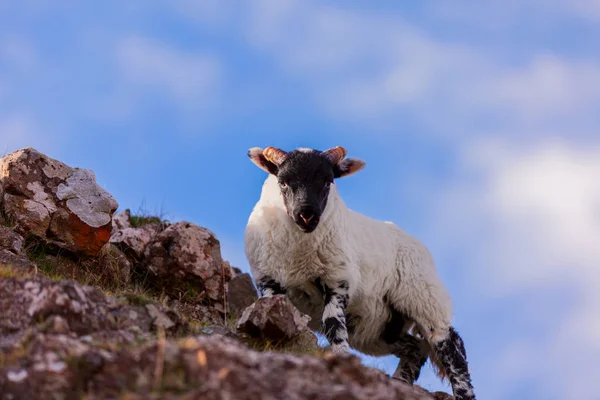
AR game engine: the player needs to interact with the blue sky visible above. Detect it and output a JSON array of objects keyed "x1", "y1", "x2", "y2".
[{"x1": 2, "y1": 1, "x2": 600, "y2": 398}]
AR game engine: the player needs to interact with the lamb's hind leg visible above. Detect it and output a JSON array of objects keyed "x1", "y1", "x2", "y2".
[
  {"x1": 382, "y1": 306, "x2": 428, "y2": 385},
  {"x1": 431, "y1": 326, "x2": 476, "y2": 400},
  {"x1": 391, "y1": 334, "x2": 429, "y2": 384}
]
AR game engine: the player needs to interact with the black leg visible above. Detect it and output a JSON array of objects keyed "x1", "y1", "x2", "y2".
[
  {"x1": 433, "y1": 327, "x2": 476, "y2": 400},
  {"x1": 381, "y1": 305, "x2": 428, "y2": 385},
  {"x1": 391, "y1": 334, "x2": 429, "y2": 384},
  {"x1": 320, "y1": 280, "x2": 350, "y2": 352},
  {"x1": 256, "y1": 276, "x2": 286, "y2": 297}
]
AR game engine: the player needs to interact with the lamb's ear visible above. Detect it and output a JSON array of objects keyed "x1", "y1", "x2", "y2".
[
  {"x1": 322, "y1": 146, "x2": 347, "y2": 165},
  {"x1": 335, "y1": 158, "x2": 366, "y2": 178},
  {"x1": 248, "y1": 147, "x2": 278, "y2": 175}
]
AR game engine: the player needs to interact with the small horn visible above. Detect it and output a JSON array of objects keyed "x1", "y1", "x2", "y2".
[
  {"x1": 263, "y1": 147, "x2": 288, "y2": 166},
  {"x1": 322, "y1": 146, "x2": 347, "y2": 164}
]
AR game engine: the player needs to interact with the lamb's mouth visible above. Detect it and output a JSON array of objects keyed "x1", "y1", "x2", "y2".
[{"x1": 294, "y1": 217, "x2": 319, "y2": 233}]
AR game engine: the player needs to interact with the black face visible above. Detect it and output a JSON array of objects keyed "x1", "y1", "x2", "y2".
[{"x1": 275, "y1": 150, "x2": 336, "y2": 233}]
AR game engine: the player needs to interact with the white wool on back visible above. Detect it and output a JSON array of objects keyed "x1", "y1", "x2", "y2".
[{"x1": 244, "y1": 174, "x2": 453, "y2": 355}]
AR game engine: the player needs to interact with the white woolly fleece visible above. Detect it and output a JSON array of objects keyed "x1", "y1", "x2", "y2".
[{"x1": 244, "y1": 174, "x2": 453, "y2": 355}]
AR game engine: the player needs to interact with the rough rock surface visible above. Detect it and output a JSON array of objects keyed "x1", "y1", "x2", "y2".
[
  {"x1": 97, "y1": 243, "x2": 132, "y2": 285},
  {"x1": 168, "y1": 301, "x2": 224, "y2": 326},
  {"x1": 227, "y1": 267, "x2": 258, "y2": 316},
  {"x1": 111, "y1": 208, "x2": 132, "y2": 232},
  {"x1": 200, "y1": 325, "x2": 249, "y2": 341},
  {"x1": 110, "y1": 209, "x2": 163, "y2": 260},
  {"x1": 111, "y1": 224, "x2": 158, "y2": 260},
  {"x1": 0, "y1": 276, "x2": 187, "y2": 351},
  {"x1": 0, "y1": 148, "x2": 118, "y2": 256},
  {"x1": 428, "y1": 391, "x2": 454, "y2": 400},
  {"x1": 0, "y1": 227, "x2": 34, "y2": 272},
  {"x1": 237, "y1": 295, "x2": 313, "y2": 343},
  {"x1": 0, "y1": 226, "x2": 24, "y2": 255},
  {"x1": 0, "y1": 249, "x2": 36, "y2": 271},
  {"x1": 0, "y1": 334, "x2": 433, "y2": 400},
  {"x1": 143, "y1": 222, "x2": 232, "y2": 311}
]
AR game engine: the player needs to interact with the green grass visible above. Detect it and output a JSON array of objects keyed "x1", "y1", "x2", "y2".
[
  {"x1": 129, "y1": 215, "x2": 163, "y2": 228},
  {"x1": 127, "y1": 203, "x2": 170, "y2": 229},
  {"x1": 0, "y1": 209, "x2": 16, "y2": 229},
  {"x1": 0, "y1": 264, "x2": 29, "y2": 278},
  {"x1": 121, "y1": 291, "x2": 156, "y2": 307}
]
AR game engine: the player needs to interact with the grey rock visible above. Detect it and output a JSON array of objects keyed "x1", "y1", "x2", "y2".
[
  {"x1": 0, "y1": 148, "x2": 118, "y2": 256},
  {"x1": 227, "y1": 271, "x2": 258, "y2": 316},
  {"x1": 142, "y1": 222, "x2": 232, "y2": 310},
  {"x1": 236, "y1": 295, "x2": 312, "y2": 342},
  {"x1": 0, "y1": 227, "x2": 24, "y2": 254}
]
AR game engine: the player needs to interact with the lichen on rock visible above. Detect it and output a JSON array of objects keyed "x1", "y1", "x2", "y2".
[
  {"x1": 142, "y1": 222, "x2": 233, "y2": 311},
  {"x1": 0, "y1": 148, "x2": 118, "y2": 256}
]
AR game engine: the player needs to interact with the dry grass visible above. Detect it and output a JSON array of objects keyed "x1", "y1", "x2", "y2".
[
  {"x1": 5, "y1": 209, "x2": 327, "y2": 361},
  {"x1": 0, "y1": 264, "x2": 29, "y2": 279}
]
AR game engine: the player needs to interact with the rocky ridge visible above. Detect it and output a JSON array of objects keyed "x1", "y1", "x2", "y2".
[{"x1": 0, "y1": 148, "x2": 450, "y2": 399}]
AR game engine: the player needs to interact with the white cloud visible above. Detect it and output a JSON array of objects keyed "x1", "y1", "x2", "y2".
[
  {"x1": 473, "y1": 55, "x2": 600, "y2": 128},
  {"x1": 423, "y1": 0, "x2": 600, "y2": 27},
  {"x1": 169, "y1": 0, "x2": 231, "y2": 27},
  {"x1": 116, "y1": 35, "x2": 221, "y2": 104},
  {"x1": 220, "y1": 0, "x2": 600, "y2": 138},
  {"x1": 430, "y1": 138, "x2": 600, "y2": 399}
]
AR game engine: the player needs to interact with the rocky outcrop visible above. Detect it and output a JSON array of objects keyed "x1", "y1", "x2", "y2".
[
  {"x1": 227, "y1": 266, "x2": 258, "y2": 316},
  {"x1": 237, "y1": 295, "x2": 314, "y2": 344},
  {"x1": 0, "y1": 276, "x2": 187, "y2": 352},
  {"x1": 110, "y1": 209, "x2": 161, "y2": 260},
  {"x1": 0, "y1": 227, "x2": 33, "y2": 271},
  {"x1": 0, "y1": 148, "x2": 118, "y2": 256},
  {"x1": 0, "y1": 334, "x2": 433, "y2": 400},
  {"x1": 143, "y1": 222, "x2": 232, "y2": 311},
  {"x1": 97, "y1": 243, "x2": 132, "y2": 285},
  {"x1": 0, "y1": 227, "x2": 23, "y2": 255},
  {"x1": 110, "y1": 212, "x2": 232, "y2": 312}
]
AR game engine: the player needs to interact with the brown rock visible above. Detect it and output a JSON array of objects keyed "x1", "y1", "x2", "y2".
[
  {"x1": 142, "y1": 222, "x2": 232, "y2": 310},
  {"x1": 200, "y1": 325, "x2": 248, "y2": 341},
  {"x1": 430, "y1": 391, "x2": 454, "y2": 400},
  {"x1": 40, "y1": 315, "x2": 71, "y2": 334},
  {"x1": 169, "y1": 301, "x2": 224, "y2": 326},
  {"x1": 0, "y1": 249, "x2": 36, "y2": 272},
  {"x1": 0, "y1": 275, "x2": 187, "y2": 351},
  {"x1": 144, "y1": 304, "x2": 176, "y2": 330},
  {"x1": 110, "y1": 224, "x2": 157, "y2": 260},
  {"x1": 2, "y1": 193, "x2": 50, "y2": 238},
  {"x1": 0, "y1": 148, "x2": 118, "y2": 256},
  {"x1": 0, "y1": 227, "x2": 24, "y2": 254},
  {"x1": 227, "y1": 270, "x2": 258, "y2": 316},
  {"x1": 97, "y1": 243, "x2": 132, "y2": 285},
  {"x1": 236, "y1": 295, "x2": 312, "y2": 343},
  {"x1": 111, "y1": 209, "x2": 132, "y2": 232},
  {"x1": 0, "y1": 334, "x2": 433, "y2": 400}
]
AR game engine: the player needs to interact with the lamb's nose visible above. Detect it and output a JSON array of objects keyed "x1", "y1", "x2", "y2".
[{"x1": 300, "y1": 212, "x2": 314, "y2": 224}]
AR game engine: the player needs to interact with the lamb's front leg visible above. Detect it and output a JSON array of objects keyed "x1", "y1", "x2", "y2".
[
  {"x1": 256, "y1": 275, "x2": 286, "y2": 297},
  {"x1": 320, "y1": 279, "x2": 350, "y2": 353}
]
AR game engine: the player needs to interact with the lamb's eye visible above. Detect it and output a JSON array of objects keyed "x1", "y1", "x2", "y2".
[
  {"x1": 279, "y1": 182, "x2": 288, "y2": 189},
  {"x1": 325, "y1": 181, "x2": 332, "y2": 188}
]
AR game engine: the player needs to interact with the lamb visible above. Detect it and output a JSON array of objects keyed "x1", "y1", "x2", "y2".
[{"x1": 244, "y1": 145, "x2": 476, "y2": 400}]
